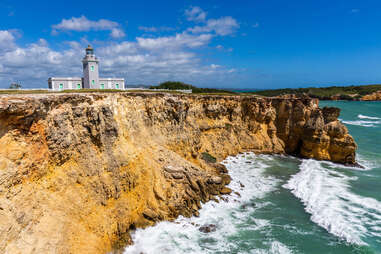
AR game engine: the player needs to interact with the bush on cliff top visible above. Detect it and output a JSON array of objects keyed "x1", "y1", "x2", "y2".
[
  {"x1": 150, "y1": 81, "x2": 236, "y2": 94},
  {"x1": 252, "y1": 84, "x2": 381, "y2": 99}
]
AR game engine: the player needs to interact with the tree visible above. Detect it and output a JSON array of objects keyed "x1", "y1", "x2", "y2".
[{"x1": 9, "y1": 83, "x2": 22, "y2": 89}]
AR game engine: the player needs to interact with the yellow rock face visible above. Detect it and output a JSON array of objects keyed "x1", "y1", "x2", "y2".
[
  {"x1": 0, "y1": 93, "x2": 357, "y2": 253},
  {"x1": 361, "y1": 90, "x2": 381, "y2": 101}
]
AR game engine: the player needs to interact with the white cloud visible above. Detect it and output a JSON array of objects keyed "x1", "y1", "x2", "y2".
[
  {"x1": 0, "y1": 30, "x2": 16, "y2": 51},
  {"x1": 350, "y1": 9, "x2": 360, "y2": 13},
  {"x1": 52, "y1": 16, "x2": 125, "y2": 38},
  {"x1": 185, "y1": 6, "x2": 207, "y2": 22},
  {"x1": 137, "y1": 32, "x2": 213, "y2": 50},
  {"x1": 0, "y1": 8, "x2": 240, "y2": 88},
  {"x1": 110, "y1": 28, "x2": 126, "y2": 38},
  {"x1": 189, "y1": 16, "x2": 239, "y2": 36},
  {"x1": 138, "y1": 26, "x2": 175, "y2": 33}
]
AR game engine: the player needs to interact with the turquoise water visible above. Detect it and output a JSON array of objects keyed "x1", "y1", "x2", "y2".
[{"x1": 124, "y1": 101, "x2": 381, "y2": 254}]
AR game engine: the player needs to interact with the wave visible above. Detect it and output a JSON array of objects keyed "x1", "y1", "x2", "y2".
[
  {"x1": 124, "y1": 153, "x2": 293, "y2": 254},
  {"x1": 358, "y1": 114, "x2": 381, "y2": 120},
  {"x1": 341, "y1": 120, "x2": 379, "y2": 127},
  {"x1": 284, "y1": 159, "x2": 381, "y2": 246}
]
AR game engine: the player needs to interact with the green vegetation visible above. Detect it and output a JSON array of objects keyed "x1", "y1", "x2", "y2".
[
  {"x1": 251, "y1": 84, "x2": 381, "y2": 100},
  {"x1": 9, "y1": 83, "x2": 22, "y2": 89},
  {"x1": 150, "y1": 81, "x2": 236, "y2": 94},
  {"x1": 201, "y1": 152, "x2": 217, "y2": 163},
  {"x1": 0, "y1": 88, "x2": 186, "y2": 95}
]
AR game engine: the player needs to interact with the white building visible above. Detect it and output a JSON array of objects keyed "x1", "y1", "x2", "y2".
[{"x1": 48, "y1": 45, "x2": 124, "y2": 91}]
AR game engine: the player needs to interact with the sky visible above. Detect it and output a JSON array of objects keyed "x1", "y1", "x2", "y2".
[{"x1": 1, "y1": 0, "x2": 381, "y2": 89}]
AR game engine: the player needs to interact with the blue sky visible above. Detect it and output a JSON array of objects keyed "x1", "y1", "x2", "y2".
[{"x1": 1, "y1": 0, "x2": 381, "y2": 89}]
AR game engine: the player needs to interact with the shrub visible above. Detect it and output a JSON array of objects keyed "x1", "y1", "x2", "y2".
[{"x1": 201, "y1": 152, "x2": 217, "y2": 163}]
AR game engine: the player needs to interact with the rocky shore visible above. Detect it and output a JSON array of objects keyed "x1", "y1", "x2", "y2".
[{"x1": 0, "y1": 92, "x2": 357, "y2": 253}]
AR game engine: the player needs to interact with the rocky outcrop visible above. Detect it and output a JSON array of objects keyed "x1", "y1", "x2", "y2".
[
  {"x1": 361, "y1": 90, "x2": 381, "y2": 101},
  {"x1": 0, "y1": 92, "x2": 357, "y2": 253}
]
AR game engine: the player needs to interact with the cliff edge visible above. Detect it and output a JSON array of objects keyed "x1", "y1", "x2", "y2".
[{"x1": 0, "y1": 93, "x2": 357, "y2": 253}]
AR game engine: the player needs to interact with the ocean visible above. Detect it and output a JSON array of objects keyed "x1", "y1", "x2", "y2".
[{"x1": 123, "y1": 101, "x2": 381, "y2": 254}]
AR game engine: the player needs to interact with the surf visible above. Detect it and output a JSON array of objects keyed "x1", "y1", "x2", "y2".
[
  {"x1": 358, "y1": 114, "x2": 381, "y2": 120},
  {"x1": 284, "y1": 159, "x2": 381, "y2": 246},
  {"x1": 123, "y1": 153, "x2": 293, "y2": 254}
]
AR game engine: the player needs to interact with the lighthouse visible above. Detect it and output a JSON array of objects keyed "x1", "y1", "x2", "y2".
[{"x1": 48, "y1": 45, "x2": 125, "y2": 91}]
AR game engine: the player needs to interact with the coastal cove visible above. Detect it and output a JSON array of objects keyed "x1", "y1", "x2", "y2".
[
  {"x1": 124, "y1": 100, "x2": 381, "y2": 254},
  {"x1": 0, "y1": 93, "x2": 360, "y2": 253}
]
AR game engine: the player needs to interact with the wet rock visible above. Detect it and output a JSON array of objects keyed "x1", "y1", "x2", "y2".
[{"x1": 199, "y1": 224, "x2": 217, "y2": 233}]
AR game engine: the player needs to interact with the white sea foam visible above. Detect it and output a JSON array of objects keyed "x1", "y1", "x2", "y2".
[
  {"x1": 340, "y1": 114, "x2": 381, "y2": 127},
  {"x1": 123, "y1": 153, "x2": 293, "y2": 254},
  {"x1": 358, "y1": 114, "x2": 381, "y2": 120},
  {"x1": 284, "y1": 159, "x2": 381, "y2": 246},
  {"x1": 341, "y1": 120, "x2": 379, "y2": 127}
]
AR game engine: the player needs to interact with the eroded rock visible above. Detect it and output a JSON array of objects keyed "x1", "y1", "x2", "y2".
[{"x1": 0, "y1": 92, "x2": 357, "y2": 254}]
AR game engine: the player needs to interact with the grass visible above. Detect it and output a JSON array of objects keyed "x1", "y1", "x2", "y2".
[{"x1": 201, "y1": 152, "x2": 217, "y2": 163}]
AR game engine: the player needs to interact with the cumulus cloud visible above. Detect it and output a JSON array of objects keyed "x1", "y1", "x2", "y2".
[
  {"x1": 189, "y1": 16, "x2": 239, "y2": 36},
  {"x1": 52, "y1": 16, "x2": 125, "y2": 38},
  {"x1": 0, "y1": 30, "x2": 16, "y2": 51},
  {"x1": 185, "y1": 6, "x2": 207, "y2": 22},
  {"x1": 0, "y1": 31, "x2": 236, "y2": 88},
  {"x1": 0, "y1": 7, "x2": 240, "y2": 88},
  {"x1": 137, "y1": 32, "x2": 213, "y2": 50}
]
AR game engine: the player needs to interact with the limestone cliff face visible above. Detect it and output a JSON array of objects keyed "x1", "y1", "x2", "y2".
[
  {"x1": 361, "y1": 90, "x2": 381, "y2": 101},
  {"x1": 0, "y1": 93, "x2": 357, "y2": 254}
]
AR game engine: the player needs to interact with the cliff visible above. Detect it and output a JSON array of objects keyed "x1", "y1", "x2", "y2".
[
  {"x1": 0, "y1": 93, "x2": 357, "y2": 253},
  {"x1": 361, "y1": 90, "x2": 381, "y2": 101}
]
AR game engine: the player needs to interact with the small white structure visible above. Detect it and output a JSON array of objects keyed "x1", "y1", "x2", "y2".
[{"x1": 48, "y1": 45, "x2": 124, "y2": 91}]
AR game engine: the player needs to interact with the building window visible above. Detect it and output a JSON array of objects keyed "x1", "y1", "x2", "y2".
[
  {"x1": 77, "y1": 84, "x2": 81, "y2": 89},
  {"x1": 91, "y1": 66, "x2": 94, "y2": 71},
  {"x1": 100, "y1": 84, "x2": 104, "y2": 89},
  {"x1": 59, "y1": 84, "x2": 63, "y2": 90},
  {"x1": 116, "y1": 84, "x2": 119, "y2": 89},
  {"x1": 92, "y1": 80, "x2": 95, "y2": 85}
]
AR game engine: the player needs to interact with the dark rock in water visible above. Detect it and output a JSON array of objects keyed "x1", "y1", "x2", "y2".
[
  {"x1": 199, "y1": 224, "x2": 217, "y2": 233},
  {"x1": 239, "y1": 182, "x2": 245, "y2": 188}
]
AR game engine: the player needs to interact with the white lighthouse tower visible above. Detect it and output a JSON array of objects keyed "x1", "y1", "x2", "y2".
[
  {"x1": 48, "y1": 45, "x2": 124, "y2": 90},
  {"x1": 82, "y1": 45, "x2": 99, "y2": 89}
]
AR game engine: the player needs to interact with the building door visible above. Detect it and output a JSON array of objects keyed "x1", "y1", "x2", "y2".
[
  {"x1": 77, "y1": 84, "x2": 81, "y2": 89},
  {"x1": 59, "y1": 84, "x2": 63, "y2": 90},
  {"x1": 116, "y1": 84, "x2": 119, "y2": 89},
  {"x1": 101, "y1": 84, "x2": 104, "y2": 89}
]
